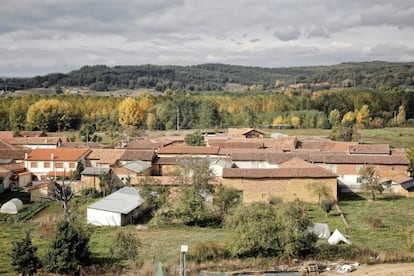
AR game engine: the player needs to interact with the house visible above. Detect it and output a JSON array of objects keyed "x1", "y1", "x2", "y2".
[
  {"x1": 221, "y1": 158, "x2": 337, "y2": 204},
  {"x1": 0, "y1": 163, "x2": 32, "y2": 192},
  {"x1": 25, "y1": 148, "x2": 90, "y2": 180},
  {"x1": 112, "y1": 161, "x2": 153, "y2": 186},
  {"x1": 87, "y1": 187, "x2": 144, "y2": 226},
  {"x1": 228, "y1": 128, "x2": 265, "y2": 139},
  {"x1": 10, "y1": 137, "x2": 63, "y2": 149},
  {"x1": 307, "y1": 154, "x2": 408, "y2": 192},
  {"x1": 400, "y1": 178, "x2": 414, "y2": 197},
  {"x1": 157, "y1": 145, "x2": 220, "y2": 158},
  {"x1": 0, "y1": 131, "x2": 13, "y2": 143},
  {"x1": 85, "y1": 149, "x2": 126, "y2": 168},
  {"x1": 27, "y1": 181, "x2": 54, "y2": 202},
  {"x1": 79, "y1": 167, "x2": 111, "y2": 193}
]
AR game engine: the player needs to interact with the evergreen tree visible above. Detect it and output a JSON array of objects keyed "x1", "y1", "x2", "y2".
[
  {"x1": 44, "y1": 219, "x2": 90, "y2": 274},
  {"x1": 10, "y1": 231, "x2": 41, "y2": 276}
]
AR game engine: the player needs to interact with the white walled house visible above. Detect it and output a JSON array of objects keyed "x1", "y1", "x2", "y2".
[
  {"x1": 25, "y1": 148, "x2": 90, "y2": 180},
  {"x1": 87, "y1": 187, "x2": 143, "y2": 226}
]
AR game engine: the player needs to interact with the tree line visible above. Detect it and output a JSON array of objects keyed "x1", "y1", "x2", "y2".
[
  {"x1": 0, "y1": 89, "x2": 412, "y2": 134},
  {"x1": 2, "y1": 61, "x2": 414, "y2": 92}
]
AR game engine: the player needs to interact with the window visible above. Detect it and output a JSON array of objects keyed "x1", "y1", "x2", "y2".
[
  {"x1": 69, "y1": 162, "x2": 76, "y2": 169},
  {"x1": 30, "y1": 162, "x2": 38, "y2": 168},
  {"x1": 44, "y1": 162, "x2": 50, "y2": 168},
  {"x1": 356, "y1": 177, "x2": 362, "y2": 183},
  {"x1": 55, "y1": 162, "x2": 63, "y2": 168}
]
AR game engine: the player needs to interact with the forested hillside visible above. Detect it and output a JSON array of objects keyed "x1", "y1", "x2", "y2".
[{"x1": 1, "y1": 61, "x2": 414, "y2": 92}]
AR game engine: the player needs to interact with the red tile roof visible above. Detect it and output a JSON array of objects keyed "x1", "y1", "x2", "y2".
[
  {"x1": 27, "y1": 148, "x2": 90, "y2": 161},
  {"x1": 86, "y1": 149, "x2": 126, "y2": 165},
  {"x1": 157, "y1": 145, "x2": 220, "y2": 155},
  {"x1": 120, "y1": 150, "x2": 155, "y2": 161},
  {"x1": 349, "y1": 144, "x2": 390, "y2": 154},
  {"x1": 10, "y1": 137, "x2": 61, "y2": 145},
  {"x1": 222, "y1": 167, "x2": 337, "y2": 178},
  {"x1": 19, "y1": 131, "x2": 47, "y2": 137},
  {"x1": 278, "y1": 158, "x2": 317, "y2": 169}
]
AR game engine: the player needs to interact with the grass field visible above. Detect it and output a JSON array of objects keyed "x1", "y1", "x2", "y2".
[{"x1": 1, "y1": 191, "x2": 414, "y2": 274}]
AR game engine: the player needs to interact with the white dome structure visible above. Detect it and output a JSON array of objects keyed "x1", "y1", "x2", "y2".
[{"x1": 0, "y1": 198, "x2": 23, "y2": 214}]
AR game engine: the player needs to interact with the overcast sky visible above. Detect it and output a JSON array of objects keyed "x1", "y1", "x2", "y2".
[{"x1": 1, "y1": 0, "x2": 414, "y2": 77}]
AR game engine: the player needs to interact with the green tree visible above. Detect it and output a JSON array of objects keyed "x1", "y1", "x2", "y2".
[
  {"x1": 175, "y1": 186, "x2": 210, "y2": 226},
  {"x1": 110, "y1": 231, "x2": 142, "y2": 261},
  {"x1": 10, "y1": 231, "x2": 41, "y2": 276},
  {"x1": 44, "y1": 220, "x2": 90, "y2": 274},
  {"x1": 213, "y1": 184, "x2": 241, "y2": 219},
  {"x1": 71, "y1": 161, "x2": 84, "y2": 180},
  {"x1": 328, "y1": 109, "x2": 340, "y2": 127},
  {"x1": 225, "y1": 201, "x2": 316, "y2": 258},
  {"x1": 359, "y1": 165, "x2": 383, "y2": 201},
  {"x1": 139, "y1": 176, "x2": 169, "y2": 209},
  {"x1": 174, "y1": 157, "x2": 216, "y2": 192},
  {"x1": 185, "y1": 131, "x2": 204, "y2": 146},
  {"x1": 79, "y1": 123, "x2": 95, "y2": 142},
  {"x1": 9, "y1": 98, "x2": 29, "y2": 131}
]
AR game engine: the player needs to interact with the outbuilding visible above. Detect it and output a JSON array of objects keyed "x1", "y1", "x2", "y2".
[{"x1": 87, "y1": 187, "x2": 143, "y2": 226}]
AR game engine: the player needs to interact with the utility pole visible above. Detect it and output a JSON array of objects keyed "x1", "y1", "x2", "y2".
[
  {"x1": 180, "y1": 245, "x2": 187, "y2": 276},
  {"x1": 177, "y1": 107, "x2": 180, "y2": 131}
]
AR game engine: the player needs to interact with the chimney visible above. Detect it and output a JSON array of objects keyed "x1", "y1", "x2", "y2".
[
  {"x1": 24, "y1": 152, "x2": 28, "y2": 160},
  {"x1": 51, "y1": 153, "x2": 54, "y2": 160}
]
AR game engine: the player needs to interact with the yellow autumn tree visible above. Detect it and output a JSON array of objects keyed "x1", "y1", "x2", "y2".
[
  {"x1": 26, "y1": 99, "x2": 73, "y2": 131},
  {"x1": 272, "y1": 115, "x2": 284, "y2": 126},
  {"x1": 291, "y1": 116, "x2": 301, "y2": 129},
  {"x1": 397, "y1": 105, "x2": 406, "y2": 125},
  {"x1": 118, "y1": 97, "x2": 145, "y2": 128},
  {"x1": 341, "y1": 111, "x2": 355, "y2": 127},
  {"x1": 146, "y1": 113, "x2": 156, "y2": 130}
]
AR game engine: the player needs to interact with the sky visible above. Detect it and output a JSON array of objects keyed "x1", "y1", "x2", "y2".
[{"x1": 1, "y1": 0, "x2": 414, "y2": 77}]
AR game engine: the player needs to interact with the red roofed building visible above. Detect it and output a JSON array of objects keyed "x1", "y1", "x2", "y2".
[
  {"x1": 25, "y1": 148, "x2": 90, "y2": 180},
  {"x1": 221, "y1": 159, "x2": 337, "y2": 204}
]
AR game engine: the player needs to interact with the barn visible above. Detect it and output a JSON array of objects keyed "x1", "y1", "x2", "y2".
[{"x1": 87, "y1": 187, "x2": 144, "y2": 226}]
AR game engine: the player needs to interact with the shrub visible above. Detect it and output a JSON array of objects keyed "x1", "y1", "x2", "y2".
[
  {"x1": 110, "y1": 231, "x2": 142, "y2": 262},
  {"x1": 189, "y1": 241, "x2": 228, "y2": 264},
  {"x1": 314, "y1": 244, "x2": 377, "y2": 263}
]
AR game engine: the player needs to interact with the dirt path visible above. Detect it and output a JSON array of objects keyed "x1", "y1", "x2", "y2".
[{"x1": 321, "y1": 263, "x2": 414, "y2": 275}]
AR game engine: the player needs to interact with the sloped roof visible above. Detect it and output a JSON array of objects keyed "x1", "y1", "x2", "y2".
[
  {"x1": 19, "y1": 131, "x2": 47, "y2": 137},
  {"x1": 349, "y1": 144, "x2": 390, "y2": 154},
  {"x1": 124, "y1": 138, "x2": 164, "y2": 150},
  {"x1": 0, "y1": 131, "x2": 13, "y2": 141},
  {"x1": 278, "y1": 157, "x2": 317, "y2": 168},
  {"x1": 87, "y1": 187, "x2": 143, "y2": 214},
  {"x1": 86, "y1": 149, "x2": 126, "y2": 165},
  {"x1": 60, "y1": 142, "x2": 110, "y2": 149},
  {"x1": 123, "y1": 160, "x2": 151, "y2": 173},
  {"x1": 81, "y1": 167, "x2": 111, "y2": 176},
  {"x1": 228, "y1": 128, "x2": 264, "y2": 137},
  {"x1": 27, "y1": 148, "x2": 90, "y2": 161},
  {"x1": 222, "y1": 167, "x2": 337, "y2": 178},
  {"x1": 153, "y1": 156, "x2": 178, "y2": 165},
  {"x1": 308, "y1": 154, "x2": 408, "y2": 165},
  {"x1": 10, "y1": 137, "x2": 61, "y2": 145},
  {"x1": 120, "y1": 150, "x2": 155, "y2": 161},
  {"x1": 157, "y1": 145, "x2": 220, "y2": 155}
]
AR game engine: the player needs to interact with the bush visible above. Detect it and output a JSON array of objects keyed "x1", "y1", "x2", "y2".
[
  {"x1": 189, "y1": 241, "x2": 228, "y2": 264},
  {"x1": 110, "y1": 231, "x2": 142, "y2": 262}
]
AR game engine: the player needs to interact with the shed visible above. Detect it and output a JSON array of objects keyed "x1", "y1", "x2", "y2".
[
  {"x1": 0, "y1": 198, "x2": 23, "y2": 214},
  {"x1": 87, "y1": 187, "x2": 143, "y2": 226}
]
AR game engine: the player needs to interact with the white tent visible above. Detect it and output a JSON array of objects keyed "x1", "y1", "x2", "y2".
[
  {"x1": 0, "y1": 198, "x2": 23, "y2": 214},
  {"x1": 308, "y1": 223, "x2": 331, "y2": 239},
  {"x1": 328, "y1": 229, "x2": 352, "y2": 245}
]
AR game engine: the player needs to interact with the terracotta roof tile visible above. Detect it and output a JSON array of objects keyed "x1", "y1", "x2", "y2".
[
  {"x1": 19, "y1": 131, "x2": 47, "y2": 137},
  {"x1": 308, "y1": 154, "x2": 408, "y2": 165},
  {"x1": 120, "y1": 150, "x2": 155, "y2": 161},
  {"x1": 157, "y1": 145, "x2": 220, "y2": 155},
  {"x1": 60, "y1": 142, "x2": 110, "y2": 149},
  {"x1": 27, "y1": 148, "x2": 90, "y2": 161},
  {"x1": 153, "y1": 157, "x2": 178, "y2": 165},
  {"x1": 10, "y1": 137, "x2": 61, "y2": 145},
  {"x1": 124, "y1": 138, "x2": 164, "y2": 150},
  {"x1": 222, "y1": 167, "x2": 336, "y2": 178},
  {"x1": 86, "y1": 149, "x2": 126, "y2": 165},
  {"x1": 278, "y1": 158, "x2": 317, "y2": 168},
  {"x1": 349, "y1": 144, "x2": 390, "y2": 154}
]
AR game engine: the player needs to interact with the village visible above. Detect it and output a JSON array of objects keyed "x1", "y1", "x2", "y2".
[{"x1": 0, "y1": 128, "x2": 411, "y2": 225}]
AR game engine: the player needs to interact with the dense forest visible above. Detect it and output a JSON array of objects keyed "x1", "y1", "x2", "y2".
[
  {"x1": 1, "y1": 61, "x2": 414, "y2": 92},
  {"x1": 0, "y1": 89, "x2": 412, "y2": 141}
]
